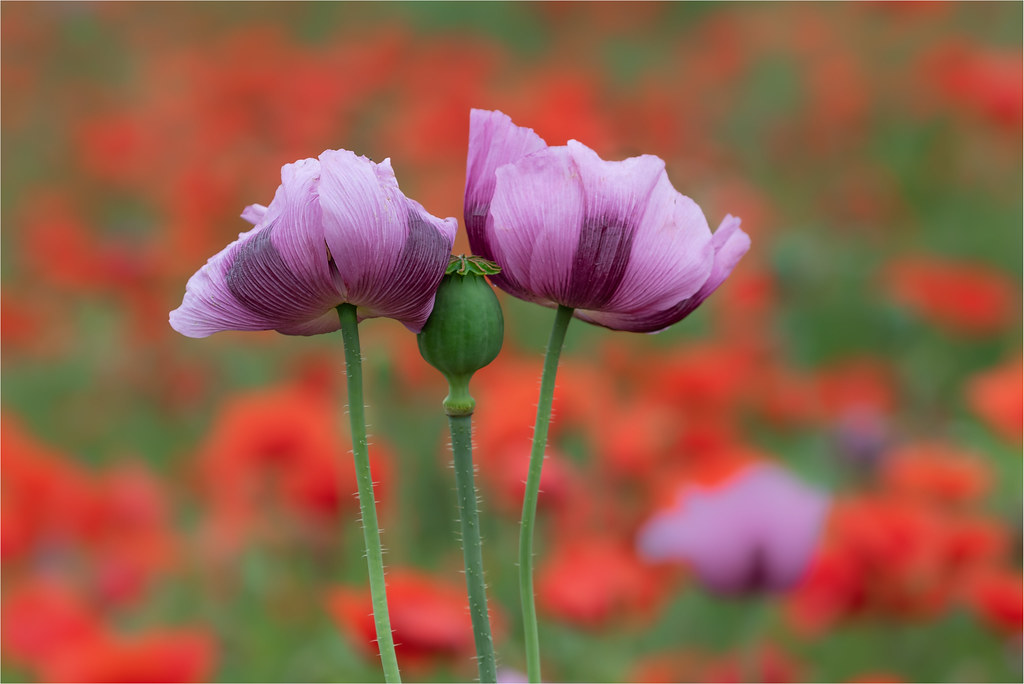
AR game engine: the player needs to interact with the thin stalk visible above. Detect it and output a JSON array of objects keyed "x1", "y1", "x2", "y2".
[
  {"x1": 336, "y1": 304, "x2": 401, "y2": 684},
  {"x1": 519, "y1": 304, "x2": 574, "y2": 683},
  {"x1": 448, "y1": 411, "x2": 498, "y2": 683}
]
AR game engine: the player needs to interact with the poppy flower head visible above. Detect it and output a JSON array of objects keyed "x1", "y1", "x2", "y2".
[
  {"x1": 170, "y1": 150, "x2": 457, "y2": 337},
  {"x1": 465, "y1": 109, "x2": 750, "y2": 333}
]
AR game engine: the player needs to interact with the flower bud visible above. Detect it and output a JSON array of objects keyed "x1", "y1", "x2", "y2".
[{"x1": 417, "y1": 256, "x2": 504, "y2": 415}]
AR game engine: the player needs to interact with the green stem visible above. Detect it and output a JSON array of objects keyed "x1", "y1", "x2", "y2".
[
  {"x1": 336, "y1": 304, "x2": 401, "y2": 684},
  {"x1": 449, "y1": 410, "x2": 498, "y2": 683},
  {"x1": 519, "y1": 304, "x2": 574, "y2": 683}
]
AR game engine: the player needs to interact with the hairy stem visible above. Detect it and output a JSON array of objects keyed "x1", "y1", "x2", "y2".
[
  {"x1": 519, "y1": 304, "x2": 574, "y2": 683},
  {"x1": 449, "y1": 409, "x2": 498, "y2": 682},
  {"x1": 337, "y1": 304, "x2": 401, "y2": 684}
]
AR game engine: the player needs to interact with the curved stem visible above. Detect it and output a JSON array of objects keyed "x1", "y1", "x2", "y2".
[
  {"x1": 449, "y1": 411, "x2": 498, "y2": 683},
  {"x1": 337, "y1": 304, "x2": 401, "y2": 684},
  {"x1": 519, "y1": 304, "x2": 574, "y2": 683}
]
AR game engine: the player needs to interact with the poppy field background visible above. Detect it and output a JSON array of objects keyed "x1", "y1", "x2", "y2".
[{"x1": 1, "y1": 3, "x2": 1021, "y2": 682}]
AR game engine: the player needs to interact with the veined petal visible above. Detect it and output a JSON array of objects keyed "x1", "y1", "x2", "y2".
[
  {"x1": 170, "y1": 149, "x2": 454, "y2": 338},
  {"x1": 578, "y1": 215, "x2": 748, "y2": 333},
  {"x1": 169, "y1": 226, "x2": 273, "y2": 338},
  {"x1": 241, "y1": 204, "x2": 268, "y2": 226},
  {"x1": 317, "y1": 150, "x2": 456, "y2": 331},
  {"x1": 561, "y1": 140, "x2": 672, "y2": 309},
  {"x1": 694, "y1": 215, "x2": 751, "y2": 303},
  {"x1": 489, "y1": 146, "x2": 585, "y2": 307},
  {"x1": 600, "y1": 172, "x2": 714, "y2": 314},
  {"x1": 170, "y1": 161, "x2": 344, "y2": 338},
  {"x1": 360, "y1": 200, "x2": 458, "y2": 332},
  {"x1": 264, "y1": 158, "x2": 338, "y2": 298},
  {"x1": 318, "y1": 150, "x2": 409, "y2": 303},
  {"x1": 464, "y1": 109, "x2": 547, "y2": 262}
]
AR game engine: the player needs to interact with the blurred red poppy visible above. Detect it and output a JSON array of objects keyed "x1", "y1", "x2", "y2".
[
  {"x1": 879, "y1": 442, "x2": 991, "y2": 506},
  {"x1": 537, "y1": 537, "x2": 665, "y2": 628},
  {"x1": 630, "y1": 642, "x2": 803, "y2": 683},
  {"x1": 37, "y1": 629, "x2": 217, "y2": 684},
  {"x1": 881, "y1": 257, "x2": 1017, "y2": 337},
  {"x1": 193, "y1": 383, "x2": 393, "y2": 560},
  {"x1": 965, "y1": 569, "x2": 1024, "y2": 635},
  {"x1": 921, "y1": 41, "x2": 1023, "y2": 131},
  {"x1": 0, "y1": 579, "x2": 103, "y2": 671},
  {"x1": 966, "y1": 358, "x2": 1023, "y2": 443}
]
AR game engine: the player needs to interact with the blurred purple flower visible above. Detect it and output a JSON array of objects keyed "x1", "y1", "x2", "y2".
[
  {"x1": 464, "y1": 109, "x2": 750, "y2": 333},
  {"x1": 170, "y1": 150, "x2": 456, "y2": 337},
  {"x1": 496, "y1": 668, "x2": 530, "y2": 683},
  {"x1": 636, "y1": 463, "x2": 830, "y2": 595}
]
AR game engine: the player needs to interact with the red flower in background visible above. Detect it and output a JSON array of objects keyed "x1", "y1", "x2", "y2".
[
  {"x1": 1, "y1": 579, "x2": 215, "y2": 683},
  {"x1": 788, "y1": 464, "x2": 1014, "y2": 635},
  {"x1": 965, "y1": 569, "x2": 1024, "y2": 635},
  {"x1": 1, "y1": 579, "x2": 104, "y2": 671},
  {"x1": 193, "y1": 382, "x2": 393, "y2": 560},
  {"x1": 2, "y1": 416, "x2": 177, "y2": 605},
  {"x1": 468, "y1": 356, "x2": 598, "y2": 516},
  {"x1": 1, "y1": 414, "x2": 94, "y2": 561},
  {"x1": 879, "y1": 442, "x2": 991, "y2": 506},
  {"x1": 921, "y1": 41, "x2": 1024, "y2": 131},
  {"x1": 536, "y1": 538, "x2": 665, "y2": 628},
  {"x1": 37, "y1": 630, "x2": 216, "y2": 684},
  {"x1": 328, "y1": 569, "x2": 502, "y2": 674},
  {"x1": 966, "y1": 357, "x2": 1023, "y2": 443},
  {"x1": 881, "y1": 257, "x2": 1017, "y2": 337},
  {"x1": 630, "y1": 642, "x2": 803, "y2": 683}
]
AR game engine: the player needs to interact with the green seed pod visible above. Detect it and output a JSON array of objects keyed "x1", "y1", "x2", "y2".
[{"x1": 418, "y1": 256, "x2": 504, "y2": 416}]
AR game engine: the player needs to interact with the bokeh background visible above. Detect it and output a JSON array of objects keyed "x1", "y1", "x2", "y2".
[{"x1": 2, "y1": 2, "x2": 1021, "y2": 682}]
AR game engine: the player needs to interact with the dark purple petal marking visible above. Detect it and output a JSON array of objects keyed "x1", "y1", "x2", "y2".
[
  {"x1": 466, "y1": 203, "x2": 492, "y2": 258},
  {"x1": 226, "y1": 224, "x2": 328, "y2": 321},
  {"x1": 566, "y1": 215, "x2": 636, "y2": 309},
  {"x1": 464, "y1": 110, "x2": 548, "y2": 296},
  {"x1": 363, "y1": 207, "x2": 453, "y2": 324},
  {"x1": 739, "y1": 545, "x2": 768, "y2": 594}
]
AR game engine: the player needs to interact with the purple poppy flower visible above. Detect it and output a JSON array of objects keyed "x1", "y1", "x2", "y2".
[
  {"x1": 464, "y1": 109, "x2": 750, "y2": 333},
  {"x1": 636, "y1": 463, "x2": 830, "y2": 595},
  {"x1": 170, "y1": 150, "x2": 457, "y2": 338}
]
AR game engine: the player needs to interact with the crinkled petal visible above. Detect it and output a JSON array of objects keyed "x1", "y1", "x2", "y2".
[
  {"x1": 318, "y1": 150, "x2": 407, "y2": 303},
  {"x1": 599, "y1": 172, "x2": 714, "y2": 313},
  {"x1": 365, "y1": 199, "x2": 458, "y2": 332},
  {"x1": 267, "y1": 158, "x2": 336, "y2": 289},
  {"x1": 171, "y1": 150, "x2": 455, "y2": 338},
  {"x1": 578, "y1": 214, "x2": 748, "y2": 333},
  {"x1": 489, "y1": 146, "x2": 585, "y2": 306},
  {"x1": 169, "y1": 225, "x2": 273, "y2": 338},
  {"x1": 562, "y1": 140, "x2": 700, "y2": 311},
  {"x1": 694, "y1": 215, "x2": 751, "y2": 303},
  {"x1": 170, "y1": 161, "x2": 343, "y2": 338},
  {"x1": 318, "y1": 150, "x2": 456, "y2": 332},
  {"x1": 464, "y1": 109, "x2": 548, "y2": 262},
  {"x1": 241, "y1": 204, "x2": 268, "y2": 226}
]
